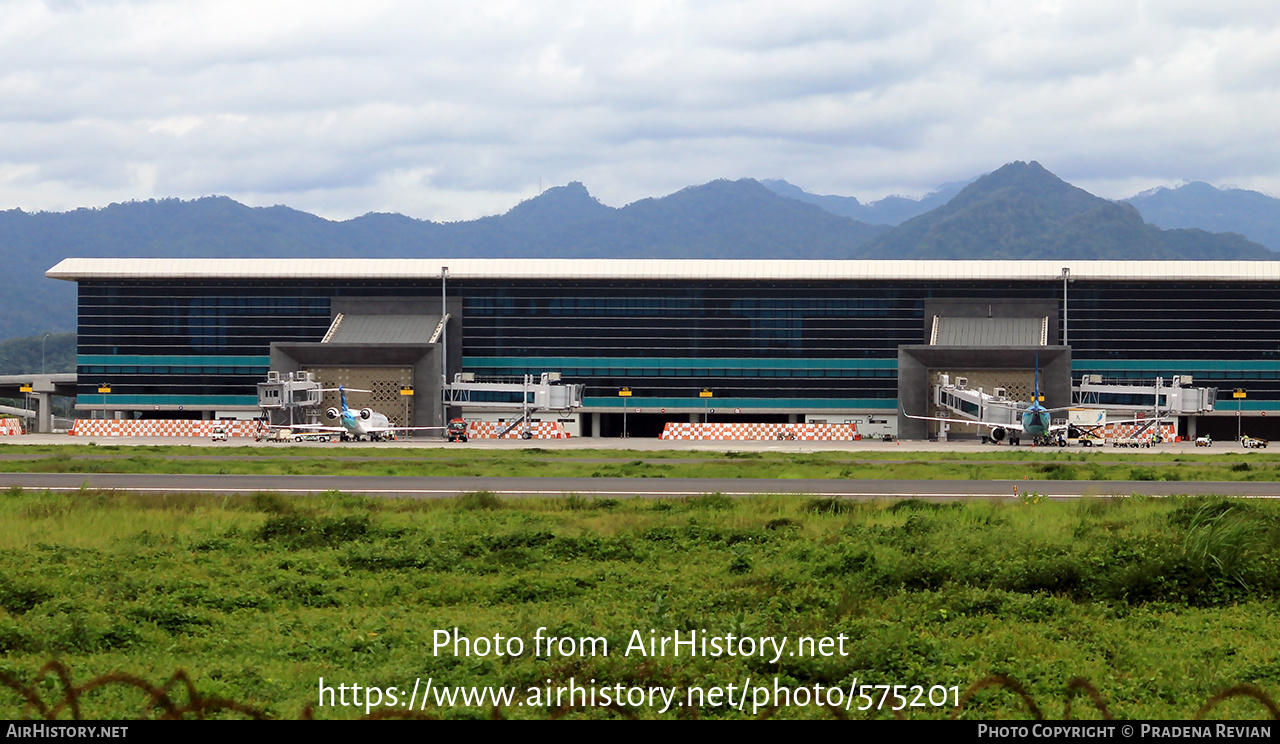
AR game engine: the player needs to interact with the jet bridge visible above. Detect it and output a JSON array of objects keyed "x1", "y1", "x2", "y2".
[
  {"x1": 1073, "y1": 375, "x2": 1217, "y2": 416},
  {"x1": 445, "y1": 372, "x2": 584, "y2": 438},
  {"x1": 256, "y1": 370, "x2": 324, "y2": 427},
  {"x1": 931, "y1": 374, "x2": 1023, "y2": 441}
]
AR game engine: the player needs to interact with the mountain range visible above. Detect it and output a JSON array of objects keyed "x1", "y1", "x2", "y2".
[
  {"x1": 1125, "y1": 181, "x2": 1280, "y2": 251},
  {"x1": 761, "y1": 177, "x2": 971, "y2": 224},
  {"x1": 858, "y1": 161, "x2": 1267, "y2": 260},
  {"x1": 0, "y1": 160, "x2": 1275, "y2": 343}
]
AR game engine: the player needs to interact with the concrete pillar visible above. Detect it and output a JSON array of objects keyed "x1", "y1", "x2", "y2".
[
  {"x1": 787, "y1": 413, "x2": 798, "y2": 423},
  {"x1": 34, "y1": 393, "x2": 51, "y2": 433},
  {"x1": 689, "y1": 413, "x2": 699, "y2": 423},
  {"x1": 1187, "y1": 416, "x2": 1197, "y2": 441},
  {"x1": 591, "y1": 412, "x2": 601, "y2": 438}
]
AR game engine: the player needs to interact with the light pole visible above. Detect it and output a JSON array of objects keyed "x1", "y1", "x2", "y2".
[
  {"x1": 1235, "y1": 388, "x2": 1246, "y2": 441},
  {"x1": 1061, "y1": 267, "x2": 1070, "y2": 346},
  {"x1": 441, "y1": 266, "x2": 449, "y2": 429},
  {"x1": 619, "y1": 387, "x2": 632, "y2": 438},
  {"x1": 41, "y1": 333, "x2": 49, "y2": 375}
]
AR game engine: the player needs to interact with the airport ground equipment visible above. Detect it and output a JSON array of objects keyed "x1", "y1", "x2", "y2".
[
  {"x1": 1061, "y1": 407, "x2": 1108, "y2": 445},
  {"x1": 444, "y1": 372, "x2": 583, "y2": 440}
]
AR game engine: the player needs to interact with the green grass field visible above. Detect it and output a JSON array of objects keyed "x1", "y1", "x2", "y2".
[
  {"x1": 1, "y1": 486, "x2": 1279, "y2": 719},
  {"x1": 2, "y1": 443, "x2": 1280, "y2": 482}
]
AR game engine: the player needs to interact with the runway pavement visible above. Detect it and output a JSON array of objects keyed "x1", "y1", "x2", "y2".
[{"x1": 2, "y1": 472, "x2": 1278, "y2": 499}]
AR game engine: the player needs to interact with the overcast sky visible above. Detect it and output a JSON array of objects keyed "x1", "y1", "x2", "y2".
[{"x1": 3, "y1": 0, "x2": 1280, "y2": 220}]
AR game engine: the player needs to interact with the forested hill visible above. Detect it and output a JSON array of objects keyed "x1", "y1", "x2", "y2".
[
  {"x1": 860, "y1": 162, "x2": 1274, "y2": 260},
  {"x1": 761, "y1": 178, "x2": 969, "y2": 225},
  {"x1": 0, "y1": 333, "x2": 75, "y2": 376},
  {"x1": 0, "y1": 179, "x2": 885, "y2": 260},
  {"x1": 0, "y1": 163, "x2": 1274, "y2": 341},
  {"x1": 1125, "y1": 181, "x2": 1280, "y2": 251}
]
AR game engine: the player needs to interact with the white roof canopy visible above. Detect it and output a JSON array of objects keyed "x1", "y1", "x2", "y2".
[{"x1": 45, "y1": 257, "x2": 1280, "y2": 282}]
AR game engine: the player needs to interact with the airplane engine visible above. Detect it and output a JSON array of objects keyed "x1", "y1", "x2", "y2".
[
  {"x1": 360, "y1": 408, "x2": 374, "y2": 420},
  {"x1": 325, "y1": 407, "x2": 340, "y2": 420},
  {"x1": 990, "y1": 427, "x2": 1007, "y2": 442}
]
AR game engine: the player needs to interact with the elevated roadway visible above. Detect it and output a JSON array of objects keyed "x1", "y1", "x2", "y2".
[{"x1": 0, "y1": 374, "x2": 77, "y2": 433}]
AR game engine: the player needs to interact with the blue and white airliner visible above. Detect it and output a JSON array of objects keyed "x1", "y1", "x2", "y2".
[
  {"x1": 903, "y1": 366, "x2": 1164, "y2": 445},
  {"x1": 282, "y1": 386, "x2": 445, "y2": 442}
]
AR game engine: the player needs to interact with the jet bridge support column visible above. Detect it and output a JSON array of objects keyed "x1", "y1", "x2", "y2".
[{"x1": 35, "y1": 393, "x2": 51, "y2": 434}]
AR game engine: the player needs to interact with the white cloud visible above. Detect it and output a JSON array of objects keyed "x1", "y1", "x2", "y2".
[{"x1": 0, "y1": 0, "x2": 1278, "y2": 217}]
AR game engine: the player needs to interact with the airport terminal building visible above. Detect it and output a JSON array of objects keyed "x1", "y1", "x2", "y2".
[{"x1": 46, "y1": 258, "x2": 1280, "y2": 439}]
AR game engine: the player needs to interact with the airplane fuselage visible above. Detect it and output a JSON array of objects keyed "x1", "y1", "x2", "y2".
[
  {"x1": 339, "y1": 409, "x2": 393, "y2": 440},
  {"x1": 1021, "y1": 406, "x2": 1052, "y2": 437}
]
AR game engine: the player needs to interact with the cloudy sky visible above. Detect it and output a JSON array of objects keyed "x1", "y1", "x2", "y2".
[{"x1": 3, "y1": 0, "x2": 1279, "y2": 220}]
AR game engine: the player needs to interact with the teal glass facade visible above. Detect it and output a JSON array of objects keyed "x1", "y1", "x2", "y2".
[{"x1": 75, "y1": 276, "x2": 1280, "y2": 409}]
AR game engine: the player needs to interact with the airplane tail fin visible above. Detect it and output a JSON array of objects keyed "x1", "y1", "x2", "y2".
[
  {"x1": 339, "y1": 385, "x2": 348, "y2": 413},
  {"x1": 1034, "y1": 352, "x2": 1041, "y2": 403}
]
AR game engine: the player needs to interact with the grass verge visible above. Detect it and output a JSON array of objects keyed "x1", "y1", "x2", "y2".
[{"x1": 0, "y1": 488, "x2": 1278, "y2": 718}]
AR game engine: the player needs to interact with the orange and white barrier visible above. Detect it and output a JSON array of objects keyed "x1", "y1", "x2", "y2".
[
  {"x1": 0, "y1": 418, "x2": 24, "y2": 436},
  {"x1": 467, "y1": 421, "x2": 571, "y2": 439},
  {"x1": 1102, "y1": 422, "x2": 1175, "y2": 440},
  {"x1": 69, "y1": 419, "x2": 262, "y2": 437},
  {"x1": 661, "y1": 422, "x2": 860, "y2": 441}
]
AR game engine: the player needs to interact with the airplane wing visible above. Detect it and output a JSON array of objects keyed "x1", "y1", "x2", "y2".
[
  {"x1": 268, "y1": 424, "x2": 348, "y2": 433},
  {"x1": 900, "y1": 409, "x2": 1026, "y2": 433},
  {"x1": 364, "y1": 426, "x2": 449, "y2": 432}
]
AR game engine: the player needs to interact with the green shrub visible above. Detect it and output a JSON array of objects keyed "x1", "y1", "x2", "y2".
[
  {"x1": 687, "y1": 493, "x2": 735, "y2": 510},
  {"x1": 126, "y1": 603, "x2": 212, "y2": 634},
  {"x1": 0, "y1": 581, "x2": 52, "y2": 615},
  {"x1": 256, "y1": 515, "x2": 370, "y2": 549},
  {"x1": 889, "y1": 498, "x2": 961, "y2": 513},
  {"x1": 456, "y1": 491, "x2": 504, "y2": 510},
  {"x1": 805, "y1": 497, "x2": 851, "y2": 515},
  {"x1": 248, "y1": 492, "x2": 293, "y2": 514},
  {"x1": 1129, "y1": 467, "x2": 1157, "y2": 481}
]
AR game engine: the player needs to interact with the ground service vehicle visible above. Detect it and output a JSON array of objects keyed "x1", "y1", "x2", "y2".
[
  {"x1": 257, "y1": 427, "x2": 294, "y2": 443},
  {"x1": 1243, "y1": 436, "x2": 1269, "y2": 449},
  {"x1": 210, "y1": 426, "x2": 228, "y2": 442},
  {"x1": 447, "y1": 418, "x2": 468, "y2": 443},
  {"x1": 1195, "y1": 436, "x2": 1212, "y2": 447}
]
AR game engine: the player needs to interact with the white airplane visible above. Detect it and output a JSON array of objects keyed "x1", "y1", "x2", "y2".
[
  {"x1": 281, "y1": 386, "x2": 447, "y2": 442},
  {"x1": 903, "y1": 367, "x2": 1168, "y2": 445}
]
